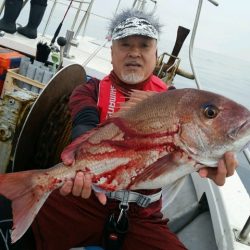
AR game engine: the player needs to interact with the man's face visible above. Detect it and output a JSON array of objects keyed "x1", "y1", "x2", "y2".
[{"x1": 111, "y1": 35, "x2": 157, "y2": 84}]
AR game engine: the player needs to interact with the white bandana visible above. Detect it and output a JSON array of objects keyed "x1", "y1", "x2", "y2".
[{"x1": 111, "y1": 17, "x2": 158, "y2": 40}]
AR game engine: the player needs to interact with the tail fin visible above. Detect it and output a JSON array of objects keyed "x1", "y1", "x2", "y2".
[{"x1": 0, "y1": 170, "x2": 52, "y2": 243}]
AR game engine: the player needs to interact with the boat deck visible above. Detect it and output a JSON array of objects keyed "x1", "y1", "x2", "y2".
[{"x1": 0, "y1": 31, "x2": 112, "y2": 80}]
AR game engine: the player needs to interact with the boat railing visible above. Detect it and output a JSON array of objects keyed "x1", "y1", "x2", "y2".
[
  {"x1": 43, "y1": 0, "x2": 157, "y2": 59},
  {"x1": 0, "y1": 0, "x2": 156, "y2": 44},
  {"x1": 189, "y1": 0, "x2": 218, "y2": 90},
  {"x1": 43, "y1": 0, "x2": 157, "y2": 42},
  {"x1": 40, "y1": 0, "x2": 96, "y2": 43},
  {"x1": 234, "y1": 215, "x2": 250, "y2": 246}
]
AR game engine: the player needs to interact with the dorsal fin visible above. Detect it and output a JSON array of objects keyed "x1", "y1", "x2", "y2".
[{"x1": 113, "y1": 90, "x2": 157, "y2": 117}]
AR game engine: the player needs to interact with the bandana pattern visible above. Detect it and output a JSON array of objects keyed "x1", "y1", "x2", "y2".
[{"x1": 112, "y1": 17, "x2": 158, "y2": 40}]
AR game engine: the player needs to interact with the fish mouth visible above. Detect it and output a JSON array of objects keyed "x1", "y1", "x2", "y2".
[{"x1": 228, "y1": 119, "x2": 250, "y2": 140}]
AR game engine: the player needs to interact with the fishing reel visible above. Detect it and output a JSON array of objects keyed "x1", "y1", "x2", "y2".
[
  {"x1": 154, "y1": 52, "x2": 181, "y2": 86},
  {"x1": 154, "y1": 26, "x2": 195, "y2": 86},
  {"x1": 154, "y1": 52, "x2": 195, "y2": 86}
]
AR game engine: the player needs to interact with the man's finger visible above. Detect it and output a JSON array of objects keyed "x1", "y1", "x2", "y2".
[
  {"x1": 224, "y1": 152, "x2": 238, "y2": 177},
  {"x1": 213, "y1": 159, "x2": 227, "y2": 185},
  {"x1": 63, "y1": 158, "x2": 75, "y2": 166},
  {"x1": 81, "y1": 173, "x2": 92, "y2": 199},
  {"x1": 198, "y1": 167, "x2": 209, "y2": 178},
  {"x1": 72, "y1": 172, "x2": 84, "y2": 196},
  {"x1": 60, "y1": 180, "x2": 73, "y2": 196},
  {"x1": 198, "y1": 164, "x2": 226, "y2": 186},
  {"x1": 95, "y1": 192, "x2": 107, "y2": 205}
]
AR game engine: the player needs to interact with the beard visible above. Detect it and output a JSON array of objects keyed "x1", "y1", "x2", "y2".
[{"x1": 120, "y1": 72, "x2": 144, "y2": 84}]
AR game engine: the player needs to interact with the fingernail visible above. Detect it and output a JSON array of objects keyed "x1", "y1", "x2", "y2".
[
  {"x1": 199, "y1": 169, "x2": 207, "y2": 178},
  {"x1": 76, "y1": 171, "x2": 84, "y2": 178}
]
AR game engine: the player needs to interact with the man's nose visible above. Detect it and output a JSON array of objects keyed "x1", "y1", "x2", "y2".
[{"x1": 128, "y1": 47, "x2": 141, "y2": 57}]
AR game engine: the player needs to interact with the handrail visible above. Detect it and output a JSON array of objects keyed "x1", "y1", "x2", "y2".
[
  {"x1": 132, "y1": 0, "x2": 157, "y2": 11},
  {"x1": 71, "y1": 0, "x2": 84, "y2": 31},
  {"x1": 81, "y1": 39, "x2": 109, "y2": 67},
  {"x1": 42, "y1": 0, "x2": 59, "y2": 36},
  {"x1": 189, "y1": 0, "x2": 203, "y2": 89},
  {"x1": 74, "y1": 0, "x2": 95, "y2": 39},
  {"x1": 189, "y1": 0, "x2": 218, "y2": 90}
]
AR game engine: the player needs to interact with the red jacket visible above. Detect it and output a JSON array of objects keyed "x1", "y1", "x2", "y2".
[{"x1": 69, "y1": 71, "x2": 167, "y2": 139}]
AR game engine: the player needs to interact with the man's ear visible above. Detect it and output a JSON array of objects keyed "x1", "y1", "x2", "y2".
[
  {"x1": 154, "y1": 50, "x2": 158, "y2": 66},
  {"x1": 111, "y1": 45, "x2": 113, "y2": 65}
]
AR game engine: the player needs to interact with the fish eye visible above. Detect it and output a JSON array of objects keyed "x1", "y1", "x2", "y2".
[{"x1": 202, "y1": 104, "x2": 219, "y2": 119}]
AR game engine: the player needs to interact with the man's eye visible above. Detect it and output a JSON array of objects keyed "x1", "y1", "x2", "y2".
[{"x1": 121, "y1": 43, "x2": 129, "y2": 47}]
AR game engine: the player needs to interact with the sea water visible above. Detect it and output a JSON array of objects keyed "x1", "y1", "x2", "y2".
[{"x1": 170, "y1": 47, "x2": 250, "y2": 110}]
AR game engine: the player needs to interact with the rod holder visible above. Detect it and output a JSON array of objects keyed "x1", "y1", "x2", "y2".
[{"x1": 63, "y1": 30, "x2": 75, "y2": 59}]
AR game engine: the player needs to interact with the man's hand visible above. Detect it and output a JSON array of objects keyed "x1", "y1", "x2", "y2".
[
  {"x1": 60, "y1": 172, "x2": 107, "y2": 205},
  {"x1": 198, "y1": 151, "x2": 238, "y2": 186},
  {"x1": 60, "y1": 138, "x2": 107, "y2": 205}
]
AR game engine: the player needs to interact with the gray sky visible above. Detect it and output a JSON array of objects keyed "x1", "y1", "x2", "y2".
[
  {"x1": 154, "y1": 0, "x2": 250, "y2": 62},
  {"x1": 90, "y1": 0, "x2": 250, "y2": 62}
]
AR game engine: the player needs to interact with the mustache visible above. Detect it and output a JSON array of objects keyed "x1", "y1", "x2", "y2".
[{"x1": 124, "y1": 61, "x2": 142, "y2": 67}]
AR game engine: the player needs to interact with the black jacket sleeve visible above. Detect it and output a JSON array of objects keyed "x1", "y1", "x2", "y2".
[
  {"x1": 69, "y1": 77, "x2": 100, "y2": 140},
  {"x1": 71, "y1": 106, "x2": 99, "y2": 140}
]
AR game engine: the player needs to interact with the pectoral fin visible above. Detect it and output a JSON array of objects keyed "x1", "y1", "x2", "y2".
[{"x1": 129, "y1": 151, "x2": 194, "y2": 190}]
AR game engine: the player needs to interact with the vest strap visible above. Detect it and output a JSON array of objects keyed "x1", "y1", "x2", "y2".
[{"x1": 106, "y1": 190, "x2": 162, "y2": 208}]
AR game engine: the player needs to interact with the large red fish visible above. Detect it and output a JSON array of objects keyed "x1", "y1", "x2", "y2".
[{"x1": 0, "y1": 88, "x2": 250, "y2": 243}]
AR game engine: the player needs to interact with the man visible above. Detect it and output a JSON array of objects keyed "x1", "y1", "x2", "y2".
[
  {"x1": 0, "y1": 8, "x2": 238, "y2": 250},
  {"x1": 32, "y1": 9, "x2": 237, "y2": 250}
]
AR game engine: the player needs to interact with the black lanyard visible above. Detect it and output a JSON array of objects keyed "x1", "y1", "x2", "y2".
[{"x1": 103, "y1": 204, "x2": 129, "y2": 250}]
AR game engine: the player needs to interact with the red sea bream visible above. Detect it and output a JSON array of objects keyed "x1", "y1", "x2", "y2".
[{"x1": 0, "y1": 88, "x2": 250, "y2": 243}]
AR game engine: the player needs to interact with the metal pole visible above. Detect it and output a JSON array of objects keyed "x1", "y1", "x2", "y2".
[
  {"x1": 71, "y1": 0, "x2": 84, "y2": 31},
  {"x1": 132, "y1": 0, "x2": 137, "y2": 8},
  {"x1": 81, "y1": 40, "x2": 109, "y2": 67},
  {"x1": 74, "y1": 0, "x2": 94, "y2": 39},
  {"x1": 189, "y1": 0, "x2": 218, "y2": 90},
  {"x1": 238, "y1": 216, "x2": 250, "y2": 240},
  {"x1": 42, "y1": 0, "x2": 58, "y2": 36},
  {"x1": 189, "y1": 0, "x2": 203, "y2": 89},
  {"x1": 114, "y1": 0, "x2": 122, "y2": 14},
  {"x1": 140, "y1": 0, "x2": 147, "y2": 11}
]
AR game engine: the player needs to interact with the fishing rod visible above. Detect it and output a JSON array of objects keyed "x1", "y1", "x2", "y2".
[
  {"x1": 36, "y1": 0, "x2": 73, "y2": 64},
  {"x1": 50, "y1": 0, "x2": 74, "y2": 47}
]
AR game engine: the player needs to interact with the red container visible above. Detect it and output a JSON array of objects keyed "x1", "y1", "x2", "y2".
[{"x1": 0, "y1": 46, "x2": 24, "y2": 95}]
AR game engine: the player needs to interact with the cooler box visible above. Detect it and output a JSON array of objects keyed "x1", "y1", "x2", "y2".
[{"x1": 0, "y1": 47, "x2": 25, "y2": 94}]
